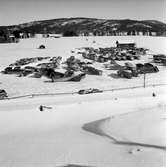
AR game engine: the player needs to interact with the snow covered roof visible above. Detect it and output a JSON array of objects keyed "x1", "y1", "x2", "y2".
[
  {"x1": 117, "y1": 40, "x2": 135, "y2": 44},
  {"x1": 125, "y1": 62, "x2": 134, "y2": 67},
  {"x1": 54, "y1": 68, "x2": 66, "y2": 74}
]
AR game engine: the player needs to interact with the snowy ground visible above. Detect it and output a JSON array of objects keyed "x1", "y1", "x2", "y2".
[
  {"x1": 0, "y1": 86, "x2": 166, "y2": 167},
  {"x1": 0, "y1": 36, "x2": 166, "y2": 167},
  {"x1": 0, "y1": 36, "x2": 166, "y2": 97}
]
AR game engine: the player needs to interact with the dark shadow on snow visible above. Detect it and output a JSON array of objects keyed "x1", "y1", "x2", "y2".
[{"x1": 82, "y1": 118, "x2": 166, "y2": 151}]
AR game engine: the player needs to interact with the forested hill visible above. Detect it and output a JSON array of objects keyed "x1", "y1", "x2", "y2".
[{"x1": 0, "y1": 17, "x2": 166, "y2": 35}]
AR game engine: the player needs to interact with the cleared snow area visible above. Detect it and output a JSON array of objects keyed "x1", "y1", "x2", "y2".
[{"x1": 0, "y1": 86, "x2": 166, "y2": 167}]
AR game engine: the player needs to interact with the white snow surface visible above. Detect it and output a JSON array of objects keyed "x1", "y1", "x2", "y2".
[
  {"x1": 0, "y1": 36, "x2": 166, "y2": 167},
  {"x1": 0, "y1": 36, "x2": 166, "y2": 97},
  {"x1": 0, "y1": 87, "x2": 166, "y2": 167}
]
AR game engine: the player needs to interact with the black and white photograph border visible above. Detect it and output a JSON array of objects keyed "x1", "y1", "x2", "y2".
[{"x1": 0, "y1": 0, "x2": 166, "y2": 167}]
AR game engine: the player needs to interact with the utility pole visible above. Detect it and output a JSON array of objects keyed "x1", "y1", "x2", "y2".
[
  {"x1": 143, "y1": 64, "x2": 146, "y2": 88},
  {"x1": 144, "y1": 72, "x2": 146, "y2": 88}
]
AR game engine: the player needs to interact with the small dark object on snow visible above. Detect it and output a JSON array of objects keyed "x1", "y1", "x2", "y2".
[
  {"x1": 39, "y1": 45, "x2": 46, "y2": 49},
  {"x1": 78, "y1": 88, "x2": 103, "y2": 95},
  {"x1": 39, "y1": 105, "x2": 52, "y2": 111},
  {"x1": 39, "y1": 105, "x2": 44, "y2": 111},
  {"x1": 0, "y1": 89, "x2": 8, "y2": 100},
  {"x1": 152, "y1": 92, "x2": 156, "y2": 97}
]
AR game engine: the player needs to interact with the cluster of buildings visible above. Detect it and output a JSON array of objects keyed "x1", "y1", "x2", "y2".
[
  {"x1": 0, "y1": 30, "x2": 35, "y2": 43},
  {"x1": 0, "y1": 28, "x2": 160, "y2": 43},
  {"x1": 40, "y1": 30, "x2": 158, "y2": 37},
  {"x1": 78, "y1": 30, "x2": 157, "y2": 36}
]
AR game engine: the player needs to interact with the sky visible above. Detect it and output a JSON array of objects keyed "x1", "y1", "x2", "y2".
[{"x1": 0, "y1": 0, "x2": 166, "y2": 26}]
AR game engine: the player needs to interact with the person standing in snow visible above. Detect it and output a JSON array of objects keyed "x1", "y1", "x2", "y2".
[{"x1": 39, "y1": 105, "x2": 43, "y2": 111}]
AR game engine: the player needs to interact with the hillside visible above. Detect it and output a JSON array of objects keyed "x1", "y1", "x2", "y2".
[{"x1": 0, "y1": 17, "x2": 166, "y2": 35}]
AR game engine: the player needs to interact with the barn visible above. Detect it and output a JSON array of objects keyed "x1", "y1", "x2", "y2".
[{"x1": 116, "y1": 40, "x2": 136, "y2": 48}]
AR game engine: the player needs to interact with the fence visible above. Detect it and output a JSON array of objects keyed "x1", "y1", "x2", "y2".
[
  {"x1": 2, "y1": 83, "x2": 166, "y2": 101},
  {"x1": 5, "y1": 91, "x2": 78, "y2": 100},
  {"x1": 103, "y1": 83, "x2": 166, "y2": 92}
]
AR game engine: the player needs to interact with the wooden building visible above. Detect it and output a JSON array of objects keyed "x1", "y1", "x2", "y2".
[{"x1": 116, "y1": 40, "x2": 136, "y2": 48}]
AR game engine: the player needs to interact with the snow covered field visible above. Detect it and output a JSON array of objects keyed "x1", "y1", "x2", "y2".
[
  {"x1": 0, "y1": 36, "x2": 166, "y2": 167},
  {"x1": 0, "y1": 36, "x2": 166, "y2": 97},
  {"x1": 0, "y1": 86, "x2": 166, "y2": 167}
]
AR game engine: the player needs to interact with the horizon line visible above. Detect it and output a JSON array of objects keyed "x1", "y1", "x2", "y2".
[{"x1": 0, "y1": 17, "x2": 165, "y2": 27}]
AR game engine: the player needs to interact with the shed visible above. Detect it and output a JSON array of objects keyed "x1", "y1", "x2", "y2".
[
  {"x1": 125, "y1": 62, "x2": 135, "y2": 69},
  {"x1": 116, "y1": 40, "x2": 136, "y2": 48}
]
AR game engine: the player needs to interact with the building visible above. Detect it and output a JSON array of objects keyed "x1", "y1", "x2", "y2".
[
  {"x1": 151, "y1": 32, "x2": 157, "y2": 36},
  {"x1": 116, "y1": 40, "x2": 136, "y2": 48}
]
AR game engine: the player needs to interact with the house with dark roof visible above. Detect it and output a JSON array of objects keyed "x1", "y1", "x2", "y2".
[{"x1": 116, "y1": 40, "x2": 136, "y2": 48}]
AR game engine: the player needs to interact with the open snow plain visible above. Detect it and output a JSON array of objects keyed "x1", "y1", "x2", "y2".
[{"x1": 0, "y1": 36, "x2": 166, "y2": 167}]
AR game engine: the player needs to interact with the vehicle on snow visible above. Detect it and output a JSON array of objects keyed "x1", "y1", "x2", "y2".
[
  {"x1": 0, "y1": 89, "x2": 8, "y2": 100},
  {"x1": 78, "y1": 88, "x2": 103, "y2": 95}
]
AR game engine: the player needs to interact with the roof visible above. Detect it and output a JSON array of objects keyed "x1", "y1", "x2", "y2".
[
  {"x1": 117, "y1": 40, "x2": 135, "y2": 44},
  {"x1": 55, "y1": 68, "x2": 67, "y2": 74},
  {"x1": 125, "y1": 62, "x2": 134, "y2": 67}
]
